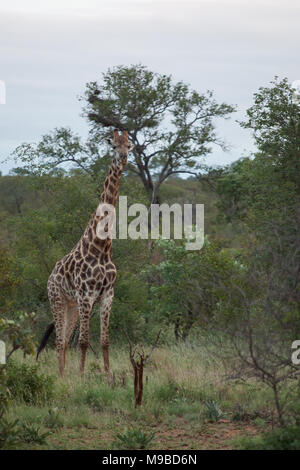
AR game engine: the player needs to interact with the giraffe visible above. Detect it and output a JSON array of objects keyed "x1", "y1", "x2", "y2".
[{"x1": 37, "y1": 129, "x2": 134, "y2": 377}]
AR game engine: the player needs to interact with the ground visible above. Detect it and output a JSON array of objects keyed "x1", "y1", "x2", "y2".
[{"x1": 13, "y1": 417, "x2": 261, "y2": 450}]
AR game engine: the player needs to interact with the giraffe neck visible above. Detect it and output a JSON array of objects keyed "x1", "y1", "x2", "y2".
[
  {"x1": 79, "y1": 158, "x2": 123, "y2": 258},
  {"x1": 100, "y1": 158, "x2": 123, "y2": 207}
]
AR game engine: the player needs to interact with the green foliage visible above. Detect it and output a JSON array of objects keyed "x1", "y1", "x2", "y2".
[
  {"x1": 0, "y1": 365, "x2": 20, "y2": 449},
  {"x1": 18, "y1": 423, "x2": 50, "y2": 444},
  {"x1": 111, "y1": 270, "x2": 149, "y2": 343},
  {"x1": 11, "y1": 127, "x2": 101, "y2": 177},
  {"x1": 0, "y1": 312, "x2": 37, "y2": 359},
  {"x1": 1, "y1": 169, "x2": 151, "y2": 339},
  {"x1": 238, "y1": 425, "x2": 300, "y2": 450},
  {"x1": 240, "y1": 76, "x2": 300, "y2": 191},
  {"x1": 6, "y1": 360, "x2": 55, "y2": 405},
  {"x1": 0, "y1": 410, "x2": 52, "y2": 450},
  {"x1": 5, "y1": 172, "x2": 99, "y2": 309},
  {"x1": 84, "y1": 64, "x2": 235, "y2": 202},
  {"x1": 214, "y1": 157, "x2": 252, "y2": 222},
  {"x1": 0, "y1": 416, "x2": 20, "y2": 449},
  {"x1": 113, "y1": 427, "x2": 155, "y2": 450},
  {"x1": 218, "y1": 78, "x2": 300, "y2": 228},
  {"x1": 153, "y1": 381, "x2": 179, "y2": 402},
  {"x1": 0, "y1": 248, "x2": 20, "y2": 314},
  {"x1": 146, "y1": 237, "x2": 239, "y2": 339},
  {"x1": 0, "y1": 366, "x2": 9, "y2": 418},
  {"x1": 205, "y1": 77, "x2": 300, "y2": 426},
  {"x1": 204, "y1": 400, "x2": 224, "y2": 422},
  {"x1": 0, "y1": 174, "x2": 34, "y2": 216},
  {"x1": 76, "y1": 385, "x2": 115, "y2": 412}
]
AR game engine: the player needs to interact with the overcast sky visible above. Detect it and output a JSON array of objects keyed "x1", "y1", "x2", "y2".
[{"x1": 0, "y1": 0, "x2": 299, "y2": 174}]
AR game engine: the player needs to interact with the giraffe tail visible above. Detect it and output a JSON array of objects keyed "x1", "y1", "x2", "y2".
[{"x1": 36, "y1": 322, "x2": 55, "y2": 360}]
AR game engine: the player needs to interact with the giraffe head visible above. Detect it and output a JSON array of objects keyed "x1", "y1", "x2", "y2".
[{"x1": 106, "y1": 129, "x2": 134, "y2": 165}]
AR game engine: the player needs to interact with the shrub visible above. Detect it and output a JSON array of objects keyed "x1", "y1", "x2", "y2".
[
  {"x1": 18, "y1": 423, "x2": 50, "y2": 444},
  {"x1": 153, "y1": 381, "x2": 179, "y2": 402},
  {"x1": 6, "y1": 360, "x2": 55, "y2": 405},
  {"x1": 204, "y1": 400, "x2": 224, "y2": 422},
  {"x1": 239, "y1": 425, "x2": 300, "y2": 450},
  {"x1": 0, "y1": 417, "x2": 20, "y2": 449},
  {"x1": 113, "y1": 428, "x2": 155, "y2": 450},
  {"x1": 77, "y1": 385, "x2": 114, "y2": 412},
  {"x1": 0, "y1": 418, "x2": 50, "y2": 449},
  {"x1": 0, "y1": 366, "x2": 9, "y2": 417}
]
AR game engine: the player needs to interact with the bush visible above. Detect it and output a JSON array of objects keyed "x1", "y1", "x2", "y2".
[
  {"x1": 204, "y1": 400, "x2": 224, "y2": 422},
  {"x1": 0, "y1": 417, "x2": 20, "y2": 449},
  {"x1": 113, "y1": 428, "x2": 155, "y2": 450},
  {"x1": 18, "y1": 423, "x2": 50, "y2": 444},
  {"x1": 0, "y1": 418, "x2": 50, "y2": 449},
  {"x1": 239, "y1": 425, "x2": 300, "y2": 450},
  {"x1": 76, "y1": 385, "x2": 114, "y2": 412},
  {"x1": 6, "y1": 360, "x2": 55, "y2": 405},
  {"x1": 0, "y1": 366, "x2": 9, "y2": 417},
  {"x1": 153, "y1": 381, "x2": 179, "y2": 402}
]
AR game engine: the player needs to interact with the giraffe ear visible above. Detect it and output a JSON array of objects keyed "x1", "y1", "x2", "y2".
[
  {"x1": 129, "y1": 143, "x2": 135, "y2": 151},
  {"x1": 105, "y1": 138, "x2": 113, "y2": 145}
]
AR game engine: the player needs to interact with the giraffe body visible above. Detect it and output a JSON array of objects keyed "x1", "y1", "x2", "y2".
[{"x1": 47, "y1": 130, "x2": 134, "y2": 376}]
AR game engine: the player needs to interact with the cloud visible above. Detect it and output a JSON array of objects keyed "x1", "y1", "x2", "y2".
[{"x1": 0, "y1": 0, "x2": 299, "y2": 172}]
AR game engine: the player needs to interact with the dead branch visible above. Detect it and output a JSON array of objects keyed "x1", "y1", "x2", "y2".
[{"x1": 124, "y1": 330, "x2": 161, "y2": 407}]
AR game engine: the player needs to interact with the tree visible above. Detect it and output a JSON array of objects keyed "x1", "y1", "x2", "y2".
[
  {"x1": 206, "y1": 77, "x2": 300, "y2": 425},
  {"x1": 145, "y1": 237, "x2": 238, "y2": 340},
  {"x1": 0, "y1": 248, "x2": 19, "y2": 315},
  {"x1": 215, "y1": 79, "x2": 300, "y2": 303},
  {"x1": 210, "y1": 252, "x2": 300, "y2": 426},
  {"x1": 10, "y1": 127, "x2": 106, "y2": 182},
  {"x1": 240, "y1": 76, "x2": 300, "y2": 191},
  {"x1": 83, "y1": 64, "x2": 235, "y2": 203},
  {"x1": 203, "y1": 78, "x2": 300, "y2": 224},
  {"x1": 0, "y1": 312, "x2": 37, "y2": 360}
]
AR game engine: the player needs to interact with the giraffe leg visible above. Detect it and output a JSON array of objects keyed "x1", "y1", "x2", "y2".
[
  {"x1": 49, "y1": 289, "x2": 68, "y2": 378},
  {"x1": 77, "y1": 297, "x2": 93, "y2": 375},
  {"x1": 99, "y1": 288, "x2": 114, "y2": 374},
  {"x1": 63, "y1": 301, "x2": 79, "y2": 367}
]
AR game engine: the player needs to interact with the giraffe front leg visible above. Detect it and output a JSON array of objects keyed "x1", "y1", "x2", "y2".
[
  {"x1": 100, "y1": 288, "x2": 114, "y2": 374},
  {"x1": 50, "y1": 291, "x2": 67, "y2": 378},
  {"x1": 78, "y1": 298, "x2": 93, "y2": 375}
]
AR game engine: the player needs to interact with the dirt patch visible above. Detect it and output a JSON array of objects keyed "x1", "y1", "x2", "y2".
[{"x1": 153, "y1": 420, "x2": 259, "y2": 450}]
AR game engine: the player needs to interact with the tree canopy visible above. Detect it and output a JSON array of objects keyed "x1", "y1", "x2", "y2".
[{"x1": 84, "y1": 64, "x2": 235, "y2": 202}]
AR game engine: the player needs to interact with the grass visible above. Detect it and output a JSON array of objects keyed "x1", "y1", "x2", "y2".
[{"x1": 3, "y1": 343, "x2": 280, "y2": 450}]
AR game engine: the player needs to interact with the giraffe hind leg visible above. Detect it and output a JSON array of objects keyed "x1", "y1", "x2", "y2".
[
  {"x1": 77, "y1": 297, "x2": 93, "y2": 375},
  {"x1": 99, "y1": 287, "x2": 114, "y2": 374},
  {"x1": 64, "y1": 301, "x2": 79, "y2": 364}
]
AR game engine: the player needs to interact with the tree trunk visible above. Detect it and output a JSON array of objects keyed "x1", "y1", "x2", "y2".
[{"x1": 272, "y1": 383, "x2": 284, "y2": 427}]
